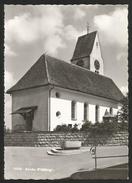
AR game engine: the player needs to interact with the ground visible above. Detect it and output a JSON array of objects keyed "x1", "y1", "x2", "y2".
[
  {"x1": 4, "y1": 146, "x2": 128, "y2": 180},
  {"x1": 70, "y1": 163, "x2": 128, "y2": 179}
]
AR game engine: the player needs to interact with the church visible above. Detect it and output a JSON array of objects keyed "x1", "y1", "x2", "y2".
[{"x1": 7, "y1": 31, "x2": 124, "y2": 131}]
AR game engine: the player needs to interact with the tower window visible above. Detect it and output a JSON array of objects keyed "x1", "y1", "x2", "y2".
[
  {"x1": 96, "y1": 42, "x2": 98, "y2": 47},
  {"x1": 95, "y1": 105, "x2": 99, "y2": 122},
  {"x1": 71, "y1": 101, "x2": 77, "y2": 120},
  {"x1": 84, "y1": 103, "x2": 89, "y2": 121}
]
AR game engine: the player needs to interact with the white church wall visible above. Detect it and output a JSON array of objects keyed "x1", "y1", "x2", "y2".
[
  {"x1": 50, "y1": 97, "x2": 84, "y2": 131},
  {"x1": 50, "y1": 86, "x2": 119, "y2": 129},
  {"x1": 89, "y1": 104, "x2": 95, "y2": 123},
  {"x1": 90, "y1": 33, "x2": 104, "y2": 75},
  {"x1": 12, "y1": 86, "x2": 49, "y2": 131}
]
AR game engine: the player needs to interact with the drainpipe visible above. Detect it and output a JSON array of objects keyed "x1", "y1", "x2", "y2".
[{"x1": 48, "y1": 85, "x2": 54, "y2": 131}]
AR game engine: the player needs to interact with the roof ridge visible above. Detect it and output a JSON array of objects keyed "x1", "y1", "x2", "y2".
[{"x1": 78, "y1": 31, "x2": 97, "y2": 39}]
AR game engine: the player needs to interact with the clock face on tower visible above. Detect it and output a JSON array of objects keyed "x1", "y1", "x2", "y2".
[{"x1": 94, "y1": 60, "x2": 100, "y2": 70}]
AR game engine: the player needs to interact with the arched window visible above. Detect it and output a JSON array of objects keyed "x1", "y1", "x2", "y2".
[
  {"x1": 84, "y1": 103, "x2": 89, "y2": 121},
  {"x1": 71, "y1": 101, "x2": 77, "y2": 120},
  {"x1": 110, "y1": 107, "x2": 113, "y2": 115},
  {"x1": 95, "y1": 105, "x2": 99, "y2": 122}
]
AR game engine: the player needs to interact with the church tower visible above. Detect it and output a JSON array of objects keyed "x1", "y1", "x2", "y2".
[{"x1": 71, "y1": 31, "x2": 104, "y2": 75}]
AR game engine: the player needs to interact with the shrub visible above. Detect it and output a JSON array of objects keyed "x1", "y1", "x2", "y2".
[
  {"x1": 54, "y1": 124, "x2": 69, "y2": 132},
  {"x1": 71, "y1": 124, "x2": 79, "y2": 132},
  {"x1": 80, "y1": 120, "x2": 92, "y2": 131},
  {"x1": 54, "y1": 123, "x2": 79, "y2": 132},
  {"x1": 54, "y1": 117, "x2": 128, "y2": 133},
  {"x1": 80, "y1": 117, "x2": 121, "y2": 134},
  {"x1": 118, "y1": 121, "x2": 128, "y2": 131},
  {"x1": 117, "y1": 93, "x2": 128, "y2": 123}
]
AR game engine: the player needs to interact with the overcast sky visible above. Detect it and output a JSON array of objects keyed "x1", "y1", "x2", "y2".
[{"x1": 4, "y1": 5, "x2": 128, "y2": 129}]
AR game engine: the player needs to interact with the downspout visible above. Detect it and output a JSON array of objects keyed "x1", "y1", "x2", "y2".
[{"x1": 48, "y1": 85, "x2": 54, "y2": 131}]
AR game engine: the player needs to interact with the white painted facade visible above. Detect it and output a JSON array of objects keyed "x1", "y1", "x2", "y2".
[
  {"x1": 50, "y1": 86, "x2": 119, "y2": 131},
  {"x1": 90, "y1": 33, "x2": 104, "y2": 75},
  {"x1": 11, "y1": 84, "x2": 121, "y2": 131},
  {"x1": 12, "y1": 86, "x2": 49, "y2": 131}
]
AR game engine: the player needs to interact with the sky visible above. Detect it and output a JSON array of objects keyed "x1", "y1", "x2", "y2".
[{"x1": 4, "y1": 5, "x2": 128, "y2": 129}]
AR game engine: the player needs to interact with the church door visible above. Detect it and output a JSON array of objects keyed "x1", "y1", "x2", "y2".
[{"x1": 25, "y1": 112, "x2": 33, "y2": 131}]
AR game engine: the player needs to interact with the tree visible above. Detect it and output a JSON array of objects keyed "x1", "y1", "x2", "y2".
[{"x1": 118, "y1": 93, "x2": 128, "y2": 123}]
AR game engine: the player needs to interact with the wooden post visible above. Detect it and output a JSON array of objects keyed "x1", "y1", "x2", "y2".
[{"x1": 95, "y1": 146, "x2": 97, "y2": 170}]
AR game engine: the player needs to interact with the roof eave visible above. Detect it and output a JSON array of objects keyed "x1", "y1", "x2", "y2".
[{"x1": 6, "y1": 83, "x2": 52, "y2": 94}]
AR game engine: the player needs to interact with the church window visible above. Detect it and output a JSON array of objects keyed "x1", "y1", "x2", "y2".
[
  {"x1": 96, "y1": 42, "x2": 98, "y2": 47},
  {"x1": 71, "y1": 101, "x2": 77, "y2": 120},
  {"x1": 94, "y1": 60, "x2": 100, "y2": 70},
  {"x1": 84, "y1": 103, "x2": 89, "y2": 121},
  {"x1": 56, "y1": 111, "x2": 61, "y2": 117},
  {"x1": 95, "y1": 105, "x2": 99, "y2": 122},
  {"x1": 110, "y1": 107, "x2": 113, "y2": 115}
]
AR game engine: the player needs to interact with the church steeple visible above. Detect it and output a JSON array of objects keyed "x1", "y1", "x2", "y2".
[{"x1": 71, "y1": 31, "x2": 104, "y2": 75}]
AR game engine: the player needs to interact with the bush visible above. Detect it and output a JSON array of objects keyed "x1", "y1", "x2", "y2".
[
  {"x1": 71, "y1": 124, "x2": 79, "y2": 132},
  {"x1": 54, "y1": 124, "x2": 79, "y2": 132},
  {"x1": 53, "y1": 118, "x2": 128, "y2": 133},
  {"x1": 118, "y1": 121, "x2": 128, "y2": 131},
  {"x1": 80, "y1": 117, "x2": 122, "y2": 134},
  {"x1": 80, "y1": 120, "x2": 92, "y2": 131}
]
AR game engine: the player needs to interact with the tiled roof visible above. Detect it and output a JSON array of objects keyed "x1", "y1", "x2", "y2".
[
  {"x1": 7, "y1": 54, "x2": 124, "y2": 102},
  {"x1": 71, "y1": 31, "x2": 97, "y2": 60}
]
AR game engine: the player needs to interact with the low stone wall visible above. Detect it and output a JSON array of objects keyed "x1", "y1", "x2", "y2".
[{"x1": 4, "y1": 131, "x2": 128, "y2": 147}]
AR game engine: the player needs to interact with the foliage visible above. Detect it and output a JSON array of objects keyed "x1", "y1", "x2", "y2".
[
  {"x1": 80, "y1": 120, "x2": 92, "y2": 131},
  {"x1": 54, "y1": 116, "x2": 128, "y2": 133},
  {"x1": 54, "y1": 124, "x2": 79, "y2": 132},
  {"x1": 92, "y1": 120, "x2": 119, "y2": 135},
  {"x1": 117, "y1": 93, "x2": 128, "y2": 123},
  {"x1": 81, "y1": 117, "x2": 128, "y2": 134}
]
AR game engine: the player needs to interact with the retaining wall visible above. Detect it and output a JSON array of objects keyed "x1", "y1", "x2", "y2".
[{"x1": 4, "y1": 131, "x2": 128, "y2": 147}]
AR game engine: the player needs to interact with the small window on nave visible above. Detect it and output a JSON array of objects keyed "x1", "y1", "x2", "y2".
[
  {"x1": 95, "y1": 105, "x2": 99, "y2": 122},
  {"x1": 71, "y1": 101, "x2": 77, "y2": 120},
  {"x1": 84, "y1": 103, "x2": 88, "y2": 121}
]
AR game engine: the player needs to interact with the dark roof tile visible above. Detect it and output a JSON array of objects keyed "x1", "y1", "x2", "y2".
[
  {"x1": 7, "y1": 54, "x2": 124, "y2": 102},
  {"x1": 71, "y1": 31, "x2": 97, "y2": 60}
]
